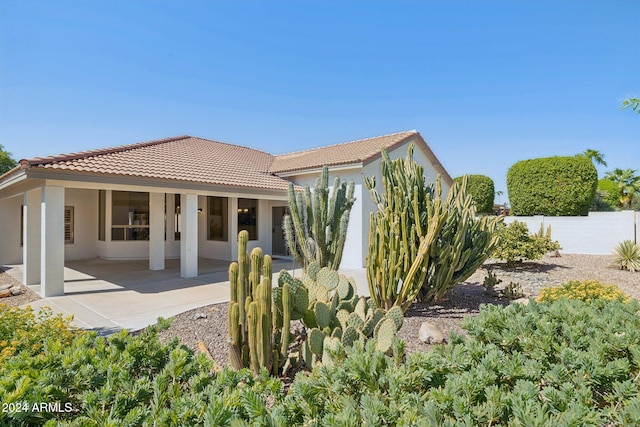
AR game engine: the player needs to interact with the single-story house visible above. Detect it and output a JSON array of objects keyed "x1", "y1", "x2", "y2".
[{"x1": 0, "y1": 130, "x2": 452, "y2": 297}]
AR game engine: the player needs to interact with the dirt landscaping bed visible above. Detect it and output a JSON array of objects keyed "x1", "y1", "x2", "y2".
[{"x1": 155, "y1": 253, "x2": 640, "y2": 370}]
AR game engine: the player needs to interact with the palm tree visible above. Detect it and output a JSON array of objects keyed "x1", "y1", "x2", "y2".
[
  {"x1": 578, "y1": 149, "x2": 607, "y2": 167},
  {"x1": 604, "y1": 168, "x2": 640, "y2": 209},
  {"x1": 495, "y1": 190, "x2": 504, "y2": 204},
  {"x1": 621, "y1": 97, "x2": 640, "y2": 114}
]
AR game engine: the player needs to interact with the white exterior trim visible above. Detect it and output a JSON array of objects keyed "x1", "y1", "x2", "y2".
[
  {"x1": 40, "y1": 185, "x2": 65, "y2": 297},
  {"x1": 180, "y1": 193, "x2": 198, "y2": 278},
  {"x1": 149, "y1": 192, "x2": 165, "y2": 270},
  {"x1": 23, "y1": 188, "x2": 41, "y2": 285}
]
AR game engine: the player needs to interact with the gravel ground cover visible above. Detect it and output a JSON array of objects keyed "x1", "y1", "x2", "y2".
[
  {"x1": 2, "y1": 254, "x2": 636, "y2": 369},
  {"x1": 155, "y1": 253, "x2": 640, "y2": 369},
  {"x1": 0, "y1": 267, "x2": 41, "y2": 308}
]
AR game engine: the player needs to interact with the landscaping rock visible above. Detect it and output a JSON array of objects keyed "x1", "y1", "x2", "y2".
[
  {"x1": 10, "y1": 286, "x2": 22, "y2": 296},
  {"x1": 192, "y1": 312, "x2": 207, "y2": 320},
  {"x1": 511, "y1": 297, "x2": 530, "y2": 305},
  {"x1": 0, "y1": 284, "x2": 12, "y2": 291},
  {"x1": 0, "y1": 289, "x2": 11, "y2": 298},
  {"x1": 418, "y1": 321, "x2": 446, "y2": 344}
]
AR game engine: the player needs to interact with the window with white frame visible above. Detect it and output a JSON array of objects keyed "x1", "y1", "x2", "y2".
[{"x1": 20, "y1": 205, "x2": 75, "y2": 245}]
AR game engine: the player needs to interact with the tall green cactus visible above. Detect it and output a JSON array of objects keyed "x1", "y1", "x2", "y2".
[
  {"x1": 365, "y1": 144, "x2": 502, "y2": 312},
  {"x1": 228, "y1": 230, "x2": 291, "y2": 376},
  {"x1": 283, "y1": 165, "x2": 356, "y2": 271}
]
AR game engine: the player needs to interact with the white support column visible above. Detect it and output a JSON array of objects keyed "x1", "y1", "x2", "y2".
[
  {"x1": 180, "y1": 193, "x2": 198, "y2": 278},
  {"x1": 149, "y1": 192, "x2": 165, "y2": 270},
  {"x1": 40, "y1": 186, "x2": 65, "y2": 297},
  {"x1": 229, "y1": 197, "x2": 238, "y2": 260},
  {"x1": 23, "y1": 189, "x2": 41, "y2": 286},
  {"x1": 166, "y1": 193, "x2": 176, "y2": 243}
]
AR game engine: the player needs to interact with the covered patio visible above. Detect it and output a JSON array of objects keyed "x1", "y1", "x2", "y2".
[{"x1": 5, "y1": 257, "x2": 301, "y2": 334}]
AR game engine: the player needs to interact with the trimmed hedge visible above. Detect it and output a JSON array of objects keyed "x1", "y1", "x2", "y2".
[
  {"x1": 507, "y1": 156, "x2": 597, "y2": 216},
  {"x1": 454, "y1": 174, "x2": 495, "y2": 214}
]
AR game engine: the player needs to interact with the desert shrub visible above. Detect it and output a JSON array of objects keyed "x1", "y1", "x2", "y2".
[
  {"x1": 454, "y1": 174, "x2": 495, "y2": 214},
  {"x1": 507, "y1": 156, "x2": 597, "y2": 216},
  {"x1": 491, "y1": 221, "x2": 561, "y2": 265},
  {"x1": 273, "y1": 298, "x2": 640, "y2": 425},
  {"x1": 613, "y1": 240, "x2": 640, "y2": 272},
  {"x1": 537, "y1": 280, "x2": 630, "y2": 303}
]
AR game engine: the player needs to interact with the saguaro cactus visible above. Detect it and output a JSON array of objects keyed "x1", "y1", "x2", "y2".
[
  {"x1": 365, "y1": 144, "x2": 502, "y2": 312},
  {"x1": 283, "y1": 165, "x2": 356, "y2": 271},
  {"x1": 228, "y1": 230, "x2": 290, "y2": 376}
]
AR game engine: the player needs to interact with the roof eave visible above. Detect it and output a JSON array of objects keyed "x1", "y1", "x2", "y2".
[{"x1": 272, "y1": 162, "x2": 363, "y2": 177}]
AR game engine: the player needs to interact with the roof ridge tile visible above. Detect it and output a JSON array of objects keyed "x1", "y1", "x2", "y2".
[
  {"x1": 275, "y1": 129, "x2": 416, "y2": 158},
  {"x1": 24, "y1": 135, "x2": 192, "y2": 166}
]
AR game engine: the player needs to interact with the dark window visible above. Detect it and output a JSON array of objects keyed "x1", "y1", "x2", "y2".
[
  {"x1": 207, "y1": 196, "x2": 228, "y2": 241},
  {"x1": 238, "y1": 198, "x2": 258, "y2": 240}
]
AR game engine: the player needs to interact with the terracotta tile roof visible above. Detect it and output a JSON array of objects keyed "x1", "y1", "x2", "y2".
[
  {"x1": 269, "y1": 130, "x2": 452, "y2": 185},
  {"x1": 270, "y1": 131, "x2": 417, "y2": 174},
  {"x1": 22, "y1": 136, "x2": 292, "y2": 191}
]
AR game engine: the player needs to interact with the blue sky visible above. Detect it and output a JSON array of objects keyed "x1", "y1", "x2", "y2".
[{"x1": 1, "y1": 1, "x2": 638, "y2": 199}]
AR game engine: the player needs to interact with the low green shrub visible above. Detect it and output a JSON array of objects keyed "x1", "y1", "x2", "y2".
[
  {"x1": 491, "y1": 221, "x2": 561, "y2": 266},
  {"x1": 5, "y1": 298, "x2": 640, "y2": 426},
  {"x1": 613, "y1": 240, "x2": 640, "y2": 272},
  {"x1": 537, "y1": 280, "x2": 630, "y2": 303},
  {"x1": 274, "y1": 298, "x2": 640, "y2": 425},
  {"x1": 0, "y1": 308, "x2": 284, "y2": 426}
]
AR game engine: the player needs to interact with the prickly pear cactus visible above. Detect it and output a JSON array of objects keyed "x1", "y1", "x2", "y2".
[{"x1": 291, "y1": 263, "x2": 404, "y2": 367}]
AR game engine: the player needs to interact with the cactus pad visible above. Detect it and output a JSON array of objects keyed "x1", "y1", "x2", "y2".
[
  {"x1": 386, "y1": 306, "x2": 404, "y2": 330},
  {"x1": 314, "y1": 301, "x2": 331, "y2": 330},
  {"x1": 307, "y1": 261, "x2": 320, "y2": 280},
  {"x1": 347, "y1": 312, "x2": 364, "y2": 330},
  {"x1": 321, "y1": 336, "x2": 342, "y2": 366},
  {"x1": 337, "y1": 276, "x2": 352, "y2": 300},
  {"x1": 316, "y1": 285, "x2": 329, "y2": 303},
  {"x1": 355, "y1": 297, "x2": 367, "y2": 321},
  {"x1": 342, "y1": 326, "x2": 358, "y2": 347},
  {"x1": 309, "y1": 328, "x2": 325, "y2": 355},
  {"x1": 317, "y1": 267, "x2": 340, "y2": 291},
  {"x1": 331, "y1": 327, "x2": 342, "y2": 339},
  {"x1": 374, "y1": 317, "x2": 397, "y2": 354},
  {"x1": 336, "y1": 309, "x2": 351, "y2": 329}
]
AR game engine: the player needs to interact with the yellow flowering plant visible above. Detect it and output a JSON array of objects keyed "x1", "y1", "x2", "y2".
[
  {"x1": 0, "y1": 304, "x2": 78, "y2": 362},
  {"x1": 536, "y1": 280, "x2": 630, "y2": 304}
]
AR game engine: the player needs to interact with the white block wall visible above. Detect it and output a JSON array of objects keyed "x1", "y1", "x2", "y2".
[{"x1": 504, "y1": 211, "x2": 638, "y2": 255}]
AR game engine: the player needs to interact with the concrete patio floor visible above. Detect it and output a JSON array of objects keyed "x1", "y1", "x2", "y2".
[{"x1": 5, "y1": 258, "x2": 368, "y2": 334}]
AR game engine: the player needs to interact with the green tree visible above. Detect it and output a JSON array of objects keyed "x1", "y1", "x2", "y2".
[
  {"x1": 453, "y1": 174, "x2": 494, "y2": 214},
  {"x1": 592, "y1": 178, "x2": 620, "y2": 210},
  {"x1": 577, "y1": 148, "x2": 607, "y2": 167},
  {"x1": 604, "y1": 168, "x2": 640, "y2": 209},
  {"x1": 621, "y1": 97, "x2": 640, "y2": 114},
  {"x1": 0, "y1": 144, "x2": 17, "y2": 174}
]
